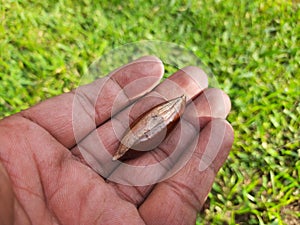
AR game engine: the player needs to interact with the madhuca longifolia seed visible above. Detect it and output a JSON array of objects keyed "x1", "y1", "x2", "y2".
[{"x1": 112, "y1": 95, "x2": 186, "y2": 161}]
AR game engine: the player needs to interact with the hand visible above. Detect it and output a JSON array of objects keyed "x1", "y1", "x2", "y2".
[{"x1": 0, "y1": 56, "x2": 233, "y2": 225}]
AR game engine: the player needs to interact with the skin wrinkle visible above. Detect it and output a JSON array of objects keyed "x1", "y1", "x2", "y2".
[
  {"x1": 96, "y1": 77, "x2": 130, "y2": 122},
  {"x1": 112, "y1": 115, "x2": 130, "y2": 132},
  {"x1": 46, "y1": 171, "x2": 66, "y2": 208},
  {"x1": 78, "y1": 179, "x2": 102, "y2": 224},
  {"x1": 181, "y1": 116, "x2": 199, "y2": 134},
  {"x1": 110, "y1": 73, "x2": 131, "y2": 102},
  {"x1": 14, "y1": 198, "x2": 31, "y2": 225},
  {"x1": 0, "y1": 117, "x2": 59, "y2": 224},
  {"x1": 6, "y1": 117, "x2": 75, "y2": 225},
  {"x1": 70, "y1": 149, "x2": 88, "y2": 165},
  {"x1": 109, "y1": 181, "x2": 154, "y2": 208},
  {"x1": 71, "y1": 145, "x2": 96, "y2": 168},
  {"x1": 125, "y1": 106, "x2": 138, "y2": 126},
  {"x1": 45, "y1": 164, "x2": 91, "y2": 225},
  {"x1": 18, "y1": 95, "x2": 74, "y2": 147},
  {"x1": 165, "y1": 200, "x2": 176, "y2": 223},
  {"x1": 165, "y1": 180, "x2": 201, "y2": 212},
  {"x1": 48, "y1": 152, "x2": 71, "y2": 192},
  {"x1": 12, "y1": 184, "x2": 44, "y2": 204},
  {"x1": 136, "y1": 188, "x2": 152, "y2": 207},
  {"x1": 112, "y1": 182, "x2": 145, "y2": 206},
  {"x1": 135, "y1": 187, "x2": 152, "y2": 207},
  {"x1": 15, "y1": 172, "x2": 59, "y2": 224},
  {"x1": 105, "y1": 118, "x2": 129, "y2": 155},
  {"x1": 149, "y1": 145, "x2": 172, "y2": 167},
  {"x1": 80, "y1": 178, "x2": 143, "y2": 225},
  {"x1": 25, "y1": 137, "x2": 48, "y2": 204},
  {"x1": 99, "y1": 129, "x2": 120, "y2": 158},
  {"x1": 38, "y1": 199, "x2": 61, "y2": 225},
  {"x1": 71, "y1": 145, "x2": 103, "y2": 172},
  {"x1": 17, "y1": 111, "x2": 73, "y2": 151},
  {"x1": 193, "y1": 151, "x2": 218, "y2": 174},
  {"x1": 46, "y1": 187, "x2": 66, "y2": 225},
  {"x1": 34, "y1": 156, "x2": 68, "y2": 224},
  {"x1": 71, "y1": 89, "x2": 98, "y2": 127},
  {"x1": 78, "y1": 138, "x2": 119, "y2": 179},
  {"x1": 92, "y1": 212, "x2": 104, "y2": 225}
]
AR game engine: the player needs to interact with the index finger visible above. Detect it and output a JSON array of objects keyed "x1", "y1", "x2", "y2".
[{"x1": 19, "y1": 56, "x2": 164, "y2": 148}]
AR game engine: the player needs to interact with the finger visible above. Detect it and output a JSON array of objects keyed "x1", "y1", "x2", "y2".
[
  {"x1": 71, "y1": 66, "x2": 208, "y2": 178},
  {"x1": 183, "y1": 87, "x2": 231, "y2": 128},
  {"x1": 107, "y1": 88, "x2": 231, "y2": 205},
  {"x1": 139, "y1": 119, "x2": 234, "y2": 225},
  {"x1": 19, "y1": 56, "x2": 164, "y2": 148}
]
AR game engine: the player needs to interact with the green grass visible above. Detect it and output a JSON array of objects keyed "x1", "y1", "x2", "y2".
[{"x1": 1, "y1": 0, "x2": 299, "y2": 224}]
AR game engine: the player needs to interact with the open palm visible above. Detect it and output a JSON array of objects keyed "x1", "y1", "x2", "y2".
[{"x1": 0, "y1": 56, "x2": 233, "y2": 225}]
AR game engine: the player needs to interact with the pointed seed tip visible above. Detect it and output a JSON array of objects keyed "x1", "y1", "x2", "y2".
[{"x1": 112, "y1": 155, "x2": 119, "y2": 161}]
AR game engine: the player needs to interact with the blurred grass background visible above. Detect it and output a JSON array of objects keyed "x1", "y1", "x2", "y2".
[{"x1": 0, "y1": 0, "x2": 299, "y2": 224}]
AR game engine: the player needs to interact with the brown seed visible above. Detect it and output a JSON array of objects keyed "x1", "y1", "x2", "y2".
[{"x1": 112, "y1": 95, "x2": 186, "y2": 161}]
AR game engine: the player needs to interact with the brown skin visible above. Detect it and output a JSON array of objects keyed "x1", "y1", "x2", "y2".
[{"x1": 0, "y1": 56, "x2": 233, "y2": 225}]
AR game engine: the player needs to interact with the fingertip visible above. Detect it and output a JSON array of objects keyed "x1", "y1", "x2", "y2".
[
  {"x1": 183, "y1": 88, "x2": 232, "y2": 131},
  {"x1": 134, "y1": 55, "x2": 164, "y2": 64},
  {"x1": 223, "y1": 119, "x2": 234, "y2": 150},
  {"x1": 154, "y1": 66, "x2": 208, "y2": 101},
  {"x1": 203, "y1": 88, "x2": 232, "y2": 118},
  {"x1": 180, "y1": 66, "x2": 209, "y2": 92},
  {"x1": 111, "y1": 55, "x2": 164, "y2": 101},
  {"x1": 198, "y1": 118, "x2": 234, "y2": 173},
  {"x1": 189, "y1": 88, "x2": 232, "y2": 122}
]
